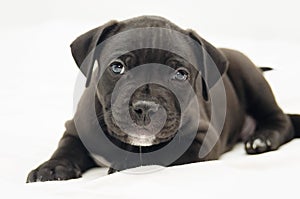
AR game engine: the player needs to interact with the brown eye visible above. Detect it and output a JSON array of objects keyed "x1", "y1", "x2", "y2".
[
  {"x1": 174, "y1": 68, "x2": 189, "y2": 81},
  {"x1": 110, "y1": 60, "x2": 125, "y2": 74}
]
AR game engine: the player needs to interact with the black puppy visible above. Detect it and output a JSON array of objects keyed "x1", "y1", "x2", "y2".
[{"x1": 27, "y1": 16, "x2": 299, "y2": 182}]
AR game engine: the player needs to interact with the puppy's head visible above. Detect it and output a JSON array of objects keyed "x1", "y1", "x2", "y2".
[{"x1": 71, "y1": 16, "x2": 228, "y2": 147}]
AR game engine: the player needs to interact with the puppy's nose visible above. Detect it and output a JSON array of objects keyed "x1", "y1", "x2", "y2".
[{"x1": 132, "y1": 100, "x2": 159, "y2": 126}]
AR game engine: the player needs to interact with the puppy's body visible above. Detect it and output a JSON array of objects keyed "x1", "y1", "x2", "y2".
[{"x1": 27, "y1": 16, "x2": 297, "y2": 182}]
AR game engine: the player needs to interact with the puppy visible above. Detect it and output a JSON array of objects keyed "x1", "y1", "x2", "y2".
[{"x1": 27, "y1": 16, "x2": 299, "y2": 182}]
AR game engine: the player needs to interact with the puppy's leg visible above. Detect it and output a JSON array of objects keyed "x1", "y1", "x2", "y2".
[
  {"x1": 222, "y1": 49, "x2": 294, "y2": 154},
  {"x1": 170, "y1": 133, "x2": 223, "y2": 165},
  {"x1": 26, "y1": 120, "x2": 97, "y2": 183}
]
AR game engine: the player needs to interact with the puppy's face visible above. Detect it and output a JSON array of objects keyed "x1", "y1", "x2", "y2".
[
  {"x1": 70, "y1": 16, "x2": 228, "y2": 148},
  {"x1": 97, "y1": 48, "x2": 200, "y2": 147}
]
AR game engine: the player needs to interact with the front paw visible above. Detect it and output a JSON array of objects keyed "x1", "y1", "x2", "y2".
[
  {"x1": 245, "y1": 130, "x2": 281, "y2": 154},
  {"x1": 26, "y1": 159, "x2": 81, "y2": 183}
]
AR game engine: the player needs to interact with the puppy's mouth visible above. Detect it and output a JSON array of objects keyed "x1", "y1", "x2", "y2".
[
  {"x1": 125, "y1": 124, "x2": 179, "y2": 146},
  {"x1": 111, "y1": 114, "x2": 178, "y2": 147},
  {"x1": 103, "y1": 106, "x2": 179, "y2": 147}
]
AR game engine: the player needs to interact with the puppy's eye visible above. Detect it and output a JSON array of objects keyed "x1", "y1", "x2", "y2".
[
  {"x1": 174, "y1": 68, "x2": 189, "y2": 81},
  {"x1": 110, "y1": 61, "x2": 125, "y2": 75}
]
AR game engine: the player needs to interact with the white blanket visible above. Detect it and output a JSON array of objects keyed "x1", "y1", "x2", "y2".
[{"x1": 2, "y1": 141, "x2": 300, "y2": 199}]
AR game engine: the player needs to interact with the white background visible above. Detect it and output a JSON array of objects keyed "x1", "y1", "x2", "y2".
[{"x1": 0, "y1": 0, "x2": 300, "y2": 198}]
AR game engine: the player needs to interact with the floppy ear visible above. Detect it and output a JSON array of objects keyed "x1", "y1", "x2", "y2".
[
  {"x1": 187, "y1": 30, "x2": 229, "y2": 88},
  {"x1": 70, "y1": 20, "x2": 118, "y2": 87}
]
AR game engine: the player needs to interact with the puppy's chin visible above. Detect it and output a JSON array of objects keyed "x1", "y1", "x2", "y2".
[
  {"x1": 127, "y1": 135, "x2": 156, "y2": 147},
  {"x1": 107, "y1": 127, "x2": 176, "y2": 147}
]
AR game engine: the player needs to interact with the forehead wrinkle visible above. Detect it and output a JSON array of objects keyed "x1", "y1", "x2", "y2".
[{"x1": 97, "y1": 27, "x2": 197, "y2": 67}]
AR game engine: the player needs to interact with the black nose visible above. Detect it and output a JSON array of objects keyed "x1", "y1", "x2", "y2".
[{"x1": 131, "y1": 100, "x2": 159, "y2": 126}]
